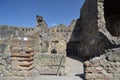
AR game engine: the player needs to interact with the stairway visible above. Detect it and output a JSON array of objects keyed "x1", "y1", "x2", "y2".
[{"x1": 10, "y1": 36, "x2": 35, "y2": 77}]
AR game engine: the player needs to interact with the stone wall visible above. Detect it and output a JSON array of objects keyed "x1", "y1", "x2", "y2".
[
  {"x1": 34, "y1": 54, "x2": 66, "y2": 76},
  {"x1": 0, "y1": 52, "x2": 12, "y2": 80},
  {"x1": 0, "y1": 25, "x2": 16, "y2": 39},
  {"x1": 36, "y1": 15, "x2": 48, "y2": 31},
  {"x1": 68, "y1": 0, "x2": 100, "y2": 58},
  {"x1": 0, "y1": 15, "x2": 76, "y2": 54},
  {"x1": 77, "y1": 1, "x2": 120, "y2": 79},
  {"x1": 67, "y1": 0, "x2": 120, "y2": 59},
  {"x1": 48, "y1": 22, "x2": 75, "y2": 54},
  {"x1": 84, "y1": 48, "x2": 120, "y2": 80},
  {"x1": 0, "y1": 25, "x2": 34, "y2": 39}
]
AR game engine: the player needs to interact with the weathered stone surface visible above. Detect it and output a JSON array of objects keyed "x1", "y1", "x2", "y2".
[
  {"x1": 67, "y1": 0, "x2": 120, "y2": 63},
  {"x1": 0, "y1": 25, "x2": 34, "y2": 39},
  {"x1": 106, "y1": 48, "x2": 120, "y2": 62},
  {"x1": 34, "y1": 53, "x2": 66, "y2": 76},
  {"x1": 84, "y1": 54, "x2": 120, "y2": 80},
  {"x1": 0, "y1": 15, "x2": 76, "y2": 55},
  {"x1": 0, "y1": 44, "x2": 7, "y2": 52},
  {"x1": 36, "y1": 15, "x2": 48, "y2": 31},
  {"x1": 0, "y1": 0, "x2": 120, "y2": 80}
]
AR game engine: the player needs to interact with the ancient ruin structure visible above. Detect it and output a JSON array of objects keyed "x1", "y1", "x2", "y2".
[
  {"x1": 0, "y1": 25, "x2": 34, "y2": 39},
  {"x1": 10, "y1": 36, "x2": 35, "y2": 77},
  {"x1": 0, "y1": 0, "x2": 120, "y2": 80},
  {"x1": 0, "y1": 15, "x2": 74, "y2": 79},
  {"x1": 68, "y1": 0, "x2": 120, "y2": 59},
  {"x1": 36, "y1": 15, "x2": 48, "y2": 30},
  {"x1": 67, "y1": 0, "x2": 120, "y2": 80},
  {"x1": 0, "y1": 15, "x2": 75, "y2": 54}
]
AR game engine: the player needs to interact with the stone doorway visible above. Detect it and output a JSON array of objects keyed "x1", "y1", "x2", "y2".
[{"x1": 104, "y1": 0, "x2": 120, "y2": 37}]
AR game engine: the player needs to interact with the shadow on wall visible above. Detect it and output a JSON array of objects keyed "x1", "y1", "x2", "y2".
[
  {"x1": 66, "y1": 18, "x2": 82, "y2": 57},
  {"x1": 66, "y1": 0, "x2": 99, "y2": 60},
  {"x1": 66, "y1": 18, "x2": 114, "y2": 61},
  {"x1": 66, "y1": 0, "x2": 120, "y2": 61}
]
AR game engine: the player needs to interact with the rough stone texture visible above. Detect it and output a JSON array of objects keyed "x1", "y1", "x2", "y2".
[
  {"x1": 33, "y1": 53, "x2": 66, "y2": 76},
  {"x1": 26, "y1": 18, "x2": 75, "y2": 54},
  {"x1": 84, "y1": 50, "x2": 120, "y2": 80},
  {"x1": 66, "y1": 0, "x2": 120, "y2": 79},
  {"x1": 68, "y1": 0, "x2": 102, "y2": 58},
  {"x1": 0, "y1": 25, "x2": 34, "y2": 39},
  {"x1": 0, "y1": 0, "x2": 120, "y2": 80},
  {"x1": 0, "y1": 44, "x2": 7, "y2": 53},
  {"x1": 0, "y1": 15, "x2": 76, "y2": 79},
  {"x1": 0, "y1": 52, "x2": 12, "y2": 80},
  {"x1": 36, "y1": 15, "x2": 48, "y2": 31},
  {"x1": 106, "y1": 48, "x2": 120, "y2": 62},
  {"x1": 0, "y1": 15, "x2": 76, "y2": 54},
  {"x1": 49, "y1": 24, "x2": 73, "y2": 53},
  {"x1": 67, "y1": 0, "x2": 120, "y2": 60}
]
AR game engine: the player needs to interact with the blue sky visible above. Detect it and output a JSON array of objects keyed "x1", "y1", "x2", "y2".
[{"x1": 0, "y1": 0, "x2": 85, "y2": 27}]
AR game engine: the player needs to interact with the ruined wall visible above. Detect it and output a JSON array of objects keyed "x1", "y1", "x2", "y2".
[
  {"x1": 50, "y1": 24, "x2": 71, "y2": 39},
  {"x1": 84, "y1": 48, "x2": 120, "y2": 80},
  {"x1": 49, "y1": 22, "x2": 75, "y2": 54},
  {"x1": 34, "y1": 54, "x2": 66, "y2": 76},
  {"x1": 0, "y1": 15, "x2": 76, "y2": 54},
  {"x1": 68, "y1": 0, "x2": 120, "y2": 59},
  {"x1": 49, "y1": 24, "x2": 68, "y2": 54},
  {"x1": 36, "y1": 15, "x2": 48, "y2": 31},
  {"x1": 97, "y1": 0, "x2": 120, "y2": 45},
  {"x1": 68, "y1": 0, "x2": 101, "y2": 58},
  {"x1": 0, "y1": 25, "x2": 16, "y2": 39},
  {"x1": 0, "y1": 25, "x2": 34, "y2": 55},
  {"x1": 0, "y1": 25, "x2": 34, "y2": 39},
  {"x1": 79, "y1": 1, "x2": 120, "y2": 79}
]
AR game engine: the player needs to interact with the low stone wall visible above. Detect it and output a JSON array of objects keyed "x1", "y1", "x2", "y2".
[
  {"x1": 84, "y1": 48, "x2": 120, "y2": 80},
  {"x1": 34, "y1": 53, "x2": 66, "y2": 76}
]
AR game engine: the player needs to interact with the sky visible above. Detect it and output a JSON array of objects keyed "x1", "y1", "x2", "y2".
[{"x1": 0, "y1": 0, "x2": 85, "y2": 27}]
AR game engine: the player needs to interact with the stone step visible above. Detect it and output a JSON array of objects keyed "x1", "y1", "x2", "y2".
[
  {"x1": 12, "y1": 57, "x2": 34, "y2": 61},
  {"x1": 12, "y1": 53, "x2": 34, "y2": 57}
]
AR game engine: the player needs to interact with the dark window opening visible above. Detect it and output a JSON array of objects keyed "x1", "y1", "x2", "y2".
[
  {"x1": 51, "y1": 49, "x2": 57, "y2": 54},
  {"x1": 104, "y1": 0, "x2": 120, "y2": 37}
]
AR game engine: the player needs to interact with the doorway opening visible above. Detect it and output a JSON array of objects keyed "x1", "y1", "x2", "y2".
[{"x1": 104, "y1": 0, "x2": 120, "y2": 37}]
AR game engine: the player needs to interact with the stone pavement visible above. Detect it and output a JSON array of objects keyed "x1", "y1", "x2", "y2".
[{"x1": 33, "y1": 76, "x2": 83, "y2": 80}]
